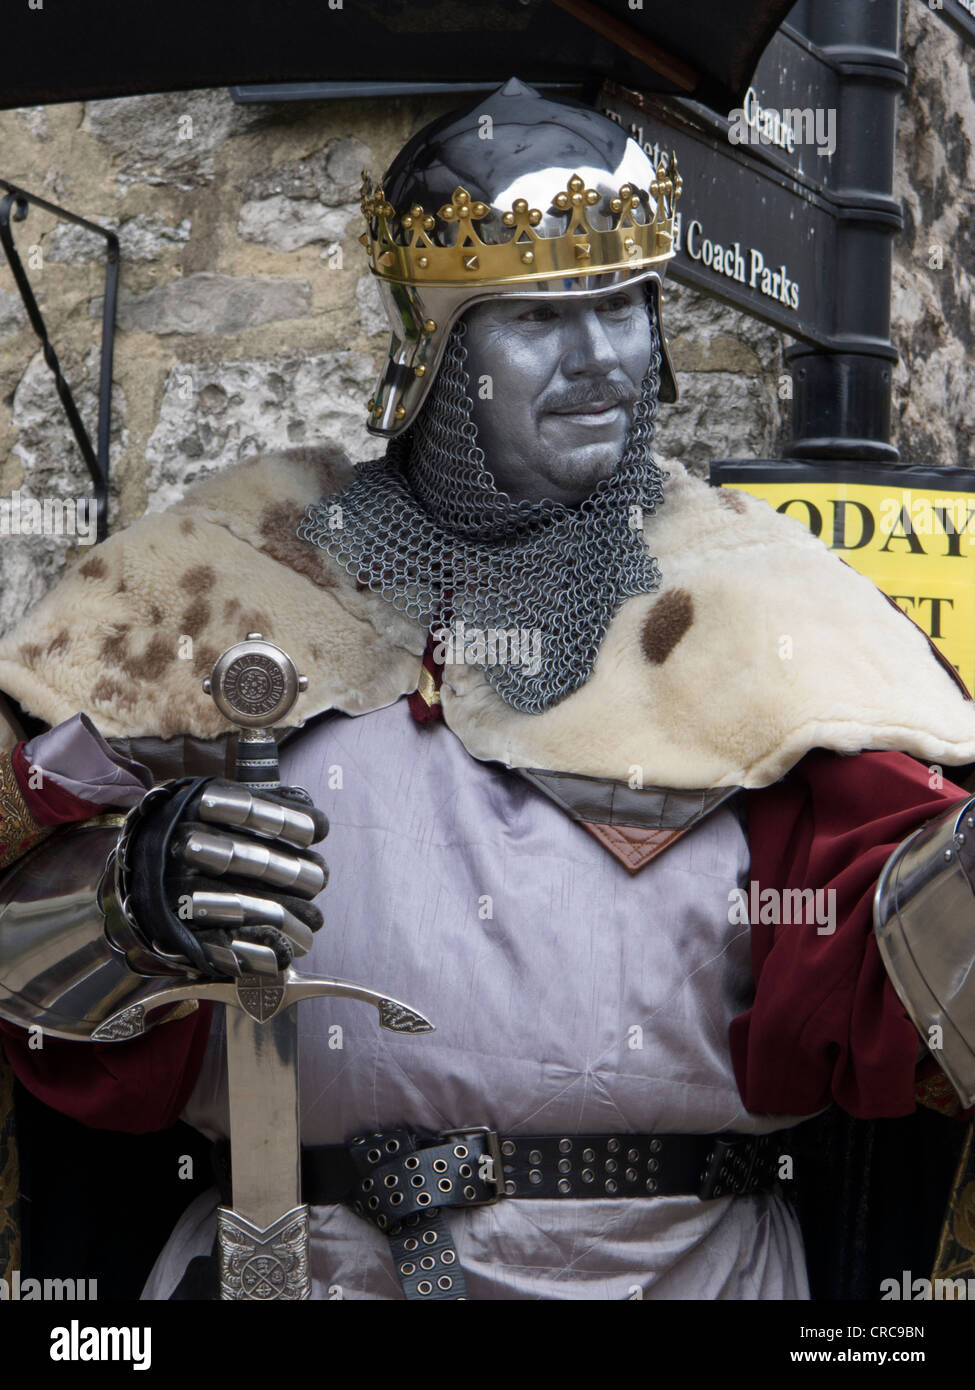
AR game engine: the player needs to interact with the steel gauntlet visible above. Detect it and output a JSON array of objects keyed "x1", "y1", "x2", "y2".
[
  {"x1": 875, "y1": 794, "x2": 975, "y2": 1107},
  {"x1": 116, "y1": 776, "x2": 328, "y2": 980}
]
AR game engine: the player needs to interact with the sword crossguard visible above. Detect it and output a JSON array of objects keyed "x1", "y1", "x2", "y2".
[{"x1": 90, "y1": 969, "x2": 435, "y2": 1041}]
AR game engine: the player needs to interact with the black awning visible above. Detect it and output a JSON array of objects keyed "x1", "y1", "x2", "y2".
[{"x1": 0, "y1": 0, "x2": 798, "y2": 114}]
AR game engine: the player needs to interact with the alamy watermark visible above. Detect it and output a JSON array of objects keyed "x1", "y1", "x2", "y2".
[
  {"x1": 1, "y1": 1268, "x2": 97, "y2": 1299},
  {"x1": 881, "y1": 1270, "x2": 975, "y2": 1300},
  {"x1": 878, "y1": 493, "x2": 975, "y2": 541},
  {"x1": 729, "y1": 881, "x2": 836, "y2": 934},
  {"x1": 729, "y1": 88, "x2": 836, "y2": 158},
  {"x1": 433, "y1": 619, "x2": 542, "y2": 677},
  {"x1": 50, "y1": 1320, "x2": 150, "y2": 1371},
  {"x1": 0, "y1": 489, "x2": 97, "y2": 544}
]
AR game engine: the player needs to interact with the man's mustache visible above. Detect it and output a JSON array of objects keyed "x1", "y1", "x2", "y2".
[{"x1": 544, "y1": 381, "x2": 634, "y2": 413}]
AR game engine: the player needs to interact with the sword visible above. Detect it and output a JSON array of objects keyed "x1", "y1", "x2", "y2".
[{"x1": 93, "y1": 632, "x2": 434, "y2": 1300}]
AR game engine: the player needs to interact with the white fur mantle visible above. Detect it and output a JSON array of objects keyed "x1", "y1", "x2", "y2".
[{"x1": 1, "y1": 444, "x2": 974, "y2": 789}]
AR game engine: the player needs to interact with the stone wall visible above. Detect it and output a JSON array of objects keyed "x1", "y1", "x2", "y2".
[
  {"x1": 892, "y1": 2, "x2": 975, "y2": 469},
  {"x1": 0, "y1": 91, "x2": 416, "y2": 630},
  {"x1": 0, "y1": 0, "x2": 971, "y2": 635}
]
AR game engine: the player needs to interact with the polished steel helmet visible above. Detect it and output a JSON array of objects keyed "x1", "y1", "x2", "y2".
[{"x1": 359, "y1": 76, "x2": 681, "y2": 437}]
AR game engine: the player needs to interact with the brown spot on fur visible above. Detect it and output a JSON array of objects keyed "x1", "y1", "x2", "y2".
[
  {"x1": 180, "y1": 517, "x2": 196, "y2": 535},
  {"x1": 223, "y1": 598, "x2": 240, "y2": 621},
  {"x1": 115, "y1": 576, "x2": 127, "y2": 593},
  {"x1": 310, "y1": 642, "x2": 324, "y2": 662},
  {"x1": 149, "y1": 604, "x2": 164, "y2": 625},
  {"x1": 100, "y1": 625, "x2": 131, "y2": 667},
  {"x1": 258, "y1": 502, "x2": 336, "y2": 589},
  {"x1": 134, "y1": 635, "x2": 172, "y2": 680},
  {"x1": 181, "y1": 598, "x2": 211, "y2": 638},
  {"x1": 91, "y1": 675, "x2": 136, "y2": 710},
  {"x1": 641, "y1": 589, "x2": 694, "y2": 666},
  {"x1": 717, "y1": 488, "x2": 747, "y2": 514},
  {"x1": 46, "y1": 630, "x2": 70, "y2": 656},
  {"x1": 99, "y1": 625, "x2": 172, "y2": 681},
  {"x1": 79, "y1": 555, "x2": 107, "y2": 580},
  {"x1": 180, "y1": 564, "x2": 216, "y2": 594},
  {"x1": 18, "y1": 643, "x2": 44, "y2": 667},
  {"x1": 192, "y1": 643, "x2": 219, "y2": 678}
]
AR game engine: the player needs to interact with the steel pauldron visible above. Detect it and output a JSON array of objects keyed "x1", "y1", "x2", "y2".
[
  {"x1": 0, "y1": 815, "x2": 176, "y2": 1040},
  {"x1": 875, "y1": 793, "x2": 975, "y2": 1108}
]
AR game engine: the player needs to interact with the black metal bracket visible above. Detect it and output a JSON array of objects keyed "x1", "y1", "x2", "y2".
[{"x1": 0, "y1": 180, "x2": 119, "y2": 542}]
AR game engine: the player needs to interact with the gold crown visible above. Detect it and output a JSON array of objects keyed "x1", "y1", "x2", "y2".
[{"x1": 358, "y1": 156, "x2": 681, "y2": 288}]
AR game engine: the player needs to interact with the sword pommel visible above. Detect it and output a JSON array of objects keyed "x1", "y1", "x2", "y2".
[
  {"x1": 203, "y1": 631, "x2": 308, "y2": 799},
  {"x1": 203, "y1": 631, "x2": 307, "y2": 731}
]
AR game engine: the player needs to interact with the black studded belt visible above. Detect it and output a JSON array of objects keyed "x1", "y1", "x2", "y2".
[{"x1": 210, "y1": 1126, "x2": 791, "y2": 1301}]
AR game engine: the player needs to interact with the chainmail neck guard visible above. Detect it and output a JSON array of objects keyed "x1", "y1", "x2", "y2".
[{"x1": 298, "y1": 297, "x2": 667, "y2": 715}]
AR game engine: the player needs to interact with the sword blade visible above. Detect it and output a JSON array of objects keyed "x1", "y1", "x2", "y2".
[
  {"x1": 226, "y1": 1005, "x2": 301, "y2": 1224},
  {"x1": 217, "y1": 1004, "x2": 310, "y2": 1300}
]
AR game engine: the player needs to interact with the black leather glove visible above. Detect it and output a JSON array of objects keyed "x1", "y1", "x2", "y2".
[{"x1": 119, "y1": 776, "x2": 328, "y2": 978}]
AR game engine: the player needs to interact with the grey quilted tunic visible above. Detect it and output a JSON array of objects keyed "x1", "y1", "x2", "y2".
[{"x1": 143, "y1": 697, "x2": 809, "y2": 1301}]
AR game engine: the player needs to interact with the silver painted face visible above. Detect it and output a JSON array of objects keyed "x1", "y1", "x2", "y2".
[{"x1": 464, "y1": 282, "x2": 652, "y2": 504}]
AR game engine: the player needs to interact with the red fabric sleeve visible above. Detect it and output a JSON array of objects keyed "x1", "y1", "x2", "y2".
[
  {"x1": 732, "y1": 749, "x2": 968, "y2": 1120},
  {"x1": 10, "y1": 740, "x2": 105, "y2": 824},
  {"x1": 0, "y1": 1003, "x2": 213, "y2": 1133}
]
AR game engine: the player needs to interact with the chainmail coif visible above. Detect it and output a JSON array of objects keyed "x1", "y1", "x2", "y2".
[{"x1": 297, "y1": 290, "x2": 668, "y2": 714}]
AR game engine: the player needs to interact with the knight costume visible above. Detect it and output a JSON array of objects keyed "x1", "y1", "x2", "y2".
[{"x1": 1, "y1": 79, "x2": 974, "y2": 1302}]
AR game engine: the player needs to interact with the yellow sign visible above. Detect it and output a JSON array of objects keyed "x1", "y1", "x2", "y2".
[{"x1": 722, "y1": 478, "x2": 975, "y2": 695}]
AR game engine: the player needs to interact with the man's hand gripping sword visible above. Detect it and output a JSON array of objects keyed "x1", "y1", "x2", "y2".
[{"x1": 91, "y1": 633, "x2": 434, "y2": 1300}]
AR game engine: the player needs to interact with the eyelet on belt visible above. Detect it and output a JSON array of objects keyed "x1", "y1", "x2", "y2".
[{"x1": 439, "y1": 1126, "x2": 504, "y2": 1205}]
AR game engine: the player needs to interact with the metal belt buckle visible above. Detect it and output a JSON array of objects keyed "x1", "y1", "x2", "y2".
[{"x1": 440, "y1": 1127, "x2": 504, "y2": 1205}]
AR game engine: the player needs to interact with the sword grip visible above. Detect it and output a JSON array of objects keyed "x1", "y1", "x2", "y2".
[
  {"x1": 235, "y1": 726, "x2": 280, "y2": 791},
  {"x1": 205, "y1": 634, "x2": 304, "y2": 792}
]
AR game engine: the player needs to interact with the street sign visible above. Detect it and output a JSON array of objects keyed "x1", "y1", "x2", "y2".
[
  {"x1": 598, "y1": 21, "x2": 851, "y2": 350},
  {"x1": 712, "y1": 460, "x2": 975, "y2": 693},
  {"x1": 600, "y1": 83, "x2": 834, "y2": 347}
]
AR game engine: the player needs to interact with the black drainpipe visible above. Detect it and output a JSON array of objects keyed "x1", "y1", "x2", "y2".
[{"x1": 784, "y1": 0, "x2": 908, "y2": 463}]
